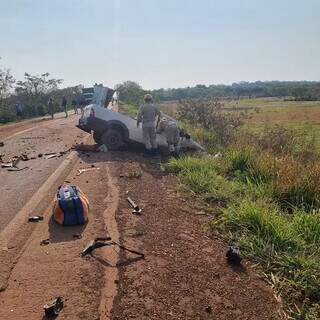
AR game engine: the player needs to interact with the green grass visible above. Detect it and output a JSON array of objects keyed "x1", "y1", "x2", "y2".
[{"x1": 168, "y1": 146, "x2": 320, "y2": 319}]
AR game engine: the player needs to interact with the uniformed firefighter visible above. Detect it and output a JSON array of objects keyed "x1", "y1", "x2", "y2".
[
  {"x1": 157, "y1": 118, "x2": 181, "y2": 156},
  {"x1": 137, "y1": 94, "x2": 161, "y2": 157}
]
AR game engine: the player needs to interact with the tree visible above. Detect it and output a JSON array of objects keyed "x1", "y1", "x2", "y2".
[
  {"x1": 0, "y1": 59, "x2": 15, "y2": 122},
  {"x1": 15, "y1": 72, "x2": 63, "y2": 116},
  {"x1": 115, "y1": 81, "x2": 145, "y2": 106},
  {"x1": 178, "y1": 99, "x2": 244, "y2": 145}
]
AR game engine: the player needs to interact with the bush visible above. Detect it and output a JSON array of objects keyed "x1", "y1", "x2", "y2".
[
  {"x1": 177, "y1": 99, "x2": 244, "y2": 145},
  {"x1": 258, "y1": 125, "x2": 296, "y2": 154}
]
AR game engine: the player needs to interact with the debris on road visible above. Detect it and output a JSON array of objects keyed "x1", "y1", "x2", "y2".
[
  {"x1": 40, "y1": 239, "x2": 50, "y2": 246},
  {"x1": 205, "y1": 305, "x2": 213, "y2": 314},
  {"x1": 7, "y1": 166, "x2": 28, "y2": 172},
  {"x1": 73, "y1": 233, "x2": 82, "y2": 239},
  {"x1": 1, "y1": 162, "x2": 14, "y2": 168},
  {"x1": 28, "y1": 215, "x2": 44, "y2": 222},
  {"x1": 98, "y1": 144, "x2": 108, "y2": 152},
  {"x1": 0, "y1": 142, "x2": 4, "y2": 147},
  {"x1": 81, "y1": 237, "x2": 144, "y2": 260},
  {"x1": 44, "y1": 296, "x2": 64, "y2": 317},
  {"x1": 226, "y1": 245, "x2": 242, "y2": 266},
  {"x1": 76, "y1": 167, "x2": 100, "y2": 176},
  {"x1": 126, "y1": 197, "x2": 142, "y2": 214},
  {"x1": 44, "y1": 152, "x2": 63, "y2": 160},
  {"x1": 1, "y1": 156, "x2": 21, "y2": 168},
  {"x1": 119, "y1": 171, "x2": 142, "y2": 179},
  {"x1": 53, "y1": 185, "x2": 89, "y2": 225}
]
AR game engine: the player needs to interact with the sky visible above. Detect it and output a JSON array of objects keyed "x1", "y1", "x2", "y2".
[{"x1": 0, "y1": 0, "x2": 320, "y2": 89}]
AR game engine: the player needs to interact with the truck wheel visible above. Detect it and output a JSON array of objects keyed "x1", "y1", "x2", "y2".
[
  {"x1": 101, "y1": 129, "x2": 123, "y2": 150},
  {"x1": 93, "y1": 132, "x2": 102, "y2": 144}
]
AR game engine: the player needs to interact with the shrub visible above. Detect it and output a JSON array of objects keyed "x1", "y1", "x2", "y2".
[
  {"x1": 258, "y1": 125, "x2": 296, "y2": 154},
  {"x1": 177, "y1": 99, "x2": 244, "y2": 145}
]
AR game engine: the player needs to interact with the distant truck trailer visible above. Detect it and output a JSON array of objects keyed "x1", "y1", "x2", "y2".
[{"x1": 81, "y1": 84, "x2": 115, "y2": 107}]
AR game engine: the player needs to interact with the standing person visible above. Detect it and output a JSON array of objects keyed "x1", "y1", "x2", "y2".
[
  {"x1": 62, "y1": 96, "x2": 68, "y2": 118},
  {"x1": 48, "y1": 97, "x2": 54, "y2": 119},
  {"x1": 72, "y1": 99, "x2": 78, "y2": 114},
  {"x1": 157, "y1": 117, "x2": 181, "y2": 156},
  {"x1": 137, "y1": 94, "x2": 161, "y2": 157},
  {"x1": 15, "y1": 101, "x2": 23, "y2": 119},
  {"x1": 78, "y1": 95, "x2": 86, "y2": 117}
]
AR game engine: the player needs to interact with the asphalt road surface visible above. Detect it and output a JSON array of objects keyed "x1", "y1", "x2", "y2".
[{"x1": 0, "y1": 114, "x2": 86, "y2": 231}]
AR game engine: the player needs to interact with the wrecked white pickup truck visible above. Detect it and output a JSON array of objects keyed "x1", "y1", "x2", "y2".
[
  {"x1": 77, "y1": 104, "x2": 204, "y2": 153},
  {"x1": 76, "y1": 85, "x2": 204, "y2": 152}
]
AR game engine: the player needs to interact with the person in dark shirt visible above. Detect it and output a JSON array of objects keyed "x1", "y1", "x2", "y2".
[
  {"x1": 72, "y1": 99, "x2": 78, "y2": 114},
  {"x1": 62, "y1": 96, "x2": 68, "y2": 118},
  {"x1": 48, "y1": 98, "x2": 54, "y2": 119}
]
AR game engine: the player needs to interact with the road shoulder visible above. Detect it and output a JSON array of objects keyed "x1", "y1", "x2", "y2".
[{"x1": 111, "y1": 152, "x2": 281, "y2": 319}]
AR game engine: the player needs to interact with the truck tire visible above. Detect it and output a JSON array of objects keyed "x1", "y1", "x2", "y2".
[
  {"x1": 93, "y1": 132, "x2": 102, "y2": 144},
  {"x1": 101, "y1": 129, "x2": 123, "y2": 150}
]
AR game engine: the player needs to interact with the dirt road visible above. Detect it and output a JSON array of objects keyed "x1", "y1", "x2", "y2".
[{"x1": 0, "y1": 117, "x2": 281, "y2": 319}]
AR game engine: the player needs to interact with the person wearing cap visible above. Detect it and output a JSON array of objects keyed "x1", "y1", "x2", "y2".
[
  {"x1": 157, "y1": 117, "x2": 181, "y2": 156},
  {"x1": 137, "y1": 94, "x2": 161, "y2": 157}
]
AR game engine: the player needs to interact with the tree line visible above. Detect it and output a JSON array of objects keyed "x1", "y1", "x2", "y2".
[{"x1": 116, "y1": 80, "x2": 320, "y2": 107}]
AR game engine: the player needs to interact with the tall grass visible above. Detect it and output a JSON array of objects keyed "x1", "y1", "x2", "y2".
[{"x1": 168, "y1": 121, "x2": 320, "y2": 318}]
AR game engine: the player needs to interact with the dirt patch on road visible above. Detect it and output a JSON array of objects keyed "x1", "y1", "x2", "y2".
[{"x1": 110, "y1": 153, "x2": 281, "y2": 319}]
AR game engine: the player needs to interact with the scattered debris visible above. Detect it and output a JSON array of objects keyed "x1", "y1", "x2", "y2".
[
  {"x1": 40, "y1": 239, "x2": 50, "y2": 246},
  {"x1": 44, "y1": 153, "x2": 63, "y2": 160},
  {"x1": 213, "y1": 152, "x2": 223, "y2": 159},
  {"x1": 76, "y1": 167, "x2": 100, "y2": 176},
  {"x1": 98, "y1": 144, "x2": 108, "y2": 152},
  {"x1": 81, "y1": 237, "x2": 144, "y2": 259},
  {"x1": 226, "y1": 245, "x2": 242, "y2": 266},
  {"x1": 120, "y1": 171, "x2": 142, "y2": 179},
  {"x1": 20, "y1": 154, "x2": 29, "y2": 161},
  {"x1": 0, "y1": 142, "x2": 4, "y2": 147},
  {"x1": 1, "y1": 163, "x2": 14, "y2": 168},
  {"x1": 28, "y1": 215, "x2": 44, "y2": 222},
  {"x1": 205, "y1": 305, "x2": 213, "y2": 314},
  {"x1": 126, "y1": 197, "x2": 142, "y2": 215},
  {"x1": 44, "y1": 297, "x2": 64, "y2": 317},
  {"x1": 73, "y1": 233, "x2": 82, "y2": 239},
  {"x1": 7, "y1": 166, "x2": 28, "y2": 172},
  {"x1": 194, "y1": 212, "x2": 208, "y2": 216},
  {"x1": 43, "y1": 149, "x2": 71, "y2": 160}
]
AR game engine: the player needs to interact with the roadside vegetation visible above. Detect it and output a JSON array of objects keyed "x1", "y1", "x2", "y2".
[
  {"x1": 0, "y1": 59, "x2": 82, "y2": 124},
  {"x1": 167, "y1": 99, "x2": 320, "y2": 319}
]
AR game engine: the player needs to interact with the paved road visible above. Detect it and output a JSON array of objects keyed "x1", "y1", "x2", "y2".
[{"x1": 0, "y1": 114, "x2": 86, "y2": 231}]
